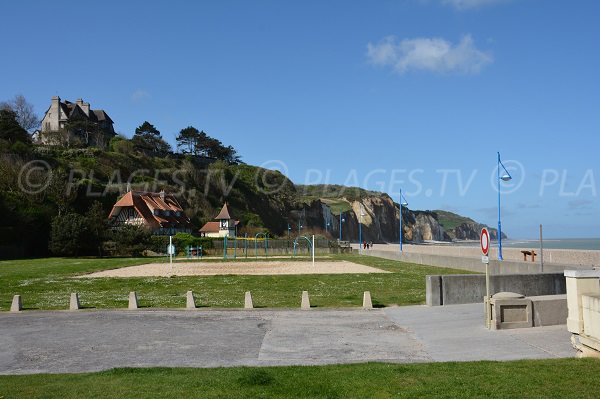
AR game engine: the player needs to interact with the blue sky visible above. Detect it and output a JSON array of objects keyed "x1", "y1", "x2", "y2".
[{"x1": 2, "y1": 0, "x2": 599, "y2": 239}]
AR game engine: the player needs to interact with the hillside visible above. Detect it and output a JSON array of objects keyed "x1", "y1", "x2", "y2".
[
  {"x1": 434, "y1": 210, "x2": 506, "y2": 241},
  {"x1": 0, "y1": 144, "x2": 505, "y2": 258}
]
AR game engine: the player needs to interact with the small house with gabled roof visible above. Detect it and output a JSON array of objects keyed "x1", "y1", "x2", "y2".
[
  {"x1": 199, "y1": 203, "x2": 239, "y2": 237},
  {"x1": 108, "y1": 189, "x2": 192, "y2": 235}
]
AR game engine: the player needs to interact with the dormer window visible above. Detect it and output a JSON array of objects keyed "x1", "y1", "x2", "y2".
[
  {"x1": 153, "y1": 209, "x2": 160, "y2": 216},
  {"x1": 164, "y1": 210, "x2": 170, "y2": 216},
  {"x1": 176, "y1": 211, "x2": 182, "y2": 217}
]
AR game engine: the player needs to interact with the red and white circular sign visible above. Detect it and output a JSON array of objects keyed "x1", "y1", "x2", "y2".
[{"x1": 480, "y1": 228, "x2": 490, "y2": 256}]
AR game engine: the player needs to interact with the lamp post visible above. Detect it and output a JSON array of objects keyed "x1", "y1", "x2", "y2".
[
  {"x1": 339, "y1": 212, "x2": 345, "y2": 241},
  {"x1": 399, "y1": 189, "x2": 408, "y2": 253},
  {"x1": 358, "y1": 205, "x2": 365, "y2": 254},
  {"x1": 497, "y1": 152, "x2": 512, "y2": 260}
]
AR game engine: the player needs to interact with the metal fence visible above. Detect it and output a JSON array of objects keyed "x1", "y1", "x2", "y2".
[{"x1": 206, "y1": 237, "x2": 336, "y2": 258}]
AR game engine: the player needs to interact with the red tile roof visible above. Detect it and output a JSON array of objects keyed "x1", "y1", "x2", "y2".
[
  {"x1": 109, "y1": 191, "x2": 191, "y2": 229},
  {"x1": 215, "y1": 203, "x2": 233, "y2": 220},
  {"x1": 199, "y1": 221, "x2": 220, "y2": 233}
]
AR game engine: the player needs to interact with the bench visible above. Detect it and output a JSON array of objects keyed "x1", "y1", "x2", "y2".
[{"x1": 521, "y1": 250, "x2": 537, "y2": 262}]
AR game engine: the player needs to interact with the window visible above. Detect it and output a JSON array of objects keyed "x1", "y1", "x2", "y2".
[{"x1": 154, "y1": 209, "x2": 160, "y2": 216}]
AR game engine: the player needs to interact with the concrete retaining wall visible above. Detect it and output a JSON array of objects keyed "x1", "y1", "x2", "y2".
[
  {"x1": 426, "y1": 273, "x2": 566, "y2": 306},
  {"x1": 365, "y1": 249, "x2": 591, "y2": 275}
]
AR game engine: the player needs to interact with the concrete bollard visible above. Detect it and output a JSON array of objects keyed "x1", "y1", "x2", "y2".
[
  {"x1": 363, "y1": 291, "x2": 373, "y2": 309},
  {"x1": 10, "y1": 295, "x2": 22, "y2": 312},
  {"x1": 186, "y1": 291, "x2": 196, "y2": 309},
  {"x1": 244, "y1": 291, "x2": 253, "y2": 309},
  {"x1": 128, "y1": 291, "x2": 138, "y2": 309},
  {"x1": 301, "y1": 291, "x2": 311, "y2": 309},
  {"x1": 69, "y1": 293, "x2": 80, "y2": 311}
]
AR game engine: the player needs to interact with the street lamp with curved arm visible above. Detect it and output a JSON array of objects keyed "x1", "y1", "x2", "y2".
[{"x1": 497, "y1": 152, "x2": 512, "y2": 260}]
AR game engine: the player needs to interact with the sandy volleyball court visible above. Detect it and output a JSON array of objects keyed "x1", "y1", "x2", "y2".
[{"x1": 80, "y1": 260, "x2": 389, "y2": 278}]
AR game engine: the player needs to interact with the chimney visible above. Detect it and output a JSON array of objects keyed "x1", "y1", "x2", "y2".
[
  {"x1": 126, "y1": 183, "x2": 131, "y2": 193},
  {"x1": 76, "y1": 98, "x2": 90, "y2": 116},
  {"x1": 160, "y1": 190, "x2": 165, "y2": 200}
]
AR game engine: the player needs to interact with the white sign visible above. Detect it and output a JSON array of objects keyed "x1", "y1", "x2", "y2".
[
  {"x1": 167, "y1": 244, "x2": 176, "y2": 255},
  {"x1": 480, "y1": 228, "x2": 490, "y2": 256},
  {"x1": 482, "y1": 255, "x2": 489, "y2": 264}
]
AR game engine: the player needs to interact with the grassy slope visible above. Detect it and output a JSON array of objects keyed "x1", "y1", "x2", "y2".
[
  {"x1": 433, "y1": 210, "x2": 477, "y2": 230},
  {"x1": 1, "y1": 359, "x2": 599, "y2": 398},
  {"x1": 0, "y1": 255, "x2": 471, "y2": 310}
]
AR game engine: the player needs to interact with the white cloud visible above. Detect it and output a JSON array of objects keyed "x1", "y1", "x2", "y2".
[
  {"x1": 131, "y1": 89, "x2": 151, "y2": 103},
  {"x1": 366, "y1": 34, "x2": 493, "y2": 74},
  {"x1": 440, "y1": 0, "x2": 509, "y2": 10}
]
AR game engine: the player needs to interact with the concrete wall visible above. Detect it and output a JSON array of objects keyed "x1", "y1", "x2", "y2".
[
  {"x1": 426, "y1": 273, "x2": 566, "y2": 306},
  {"x1": 366, "y1": 243, "x2": 600, "y2": 268},
  {"x1": 365, "y1": 249, "x2": 592, "y2": 275}
]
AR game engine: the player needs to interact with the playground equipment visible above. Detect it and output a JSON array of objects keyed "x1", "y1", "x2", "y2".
[
  {"x1": 223, "y1": 236, "x2": 239, "y2": 260},
  {"x1": 254, "y1": 232, "x2": 269, "y2": 258},
  {"x1": 186, "y1": 245, "x2": 203, "y2": 259},
  {"x1": 293, "y1": 235, "x2": 312, "y2": 258}
]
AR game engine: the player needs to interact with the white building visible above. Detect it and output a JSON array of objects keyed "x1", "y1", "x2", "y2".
[{"x1": 199, "y1": 203, "x2": 239, "y2": 237}]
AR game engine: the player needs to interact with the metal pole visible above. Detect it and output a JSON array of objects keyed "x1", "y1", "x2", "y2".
[
  {"x1": 339, "y1": 212, "x2": 342, "y2": 241},
  {"x1": 312, "y1": 235, "x2": 315, "y2": 266},
  {"x1": 400, "y1": 190, "x2": 403, "y2": 254},
  {"x1": 497, "y1": 152, "x2": 503, "y2": 260},
  {"x1": 485, "y1": 260, "x2": 490, "y2": 329},
  {"x1": 169, "y1": 235, "x2": 173, "y2": 275},
  {"x1": 359, "y1": 210, "x2": 362, "y2": 255},
  {"x1": 540, "y1": 224, "x2": 544, "y2": 273}
]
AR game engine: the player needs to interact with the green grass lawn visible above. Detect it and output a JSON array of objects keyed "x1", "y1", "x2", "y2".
[
  {"x1": 0, "y1": 255, "x2": 471, "y2": 311},
  {"x1": 1, "y1": 359, "x2": 599, "y2": 398}
]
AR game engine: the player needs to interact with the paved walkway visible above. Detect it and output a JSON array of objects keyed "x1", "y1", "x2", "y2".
[{"x1": 0, "y1": 304, "x2": 574, "y2": 375}]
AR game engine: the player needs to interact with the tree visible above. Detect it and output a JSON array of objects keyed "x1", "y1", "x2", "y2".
[
  {"x1": 86, "y1": 201, "x2": 109, "y2": 256},
  {"x1": 0, "y1": 94, "x2": 40, "y2": 132},
  {"x1": 131, "y1": 121, "x2": 172, "y2": 156},
  {"x1": 48, "y1": 212, "x2": 90, "y2": 256},
  {"x1": 0, "y1": 109, "x2": 30, "y2": 144},
  {"x1": 111, "y1": 224, "x2": 152, "y2": 256},
  {"x1": 176, "y1": 126, "x2": 201, "y2": 155}
]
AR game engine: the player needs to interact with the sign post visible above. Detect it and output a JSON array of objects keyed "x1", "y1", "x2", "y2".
[
  {"x1": 312, "y1": 235, "x2": 315, "y2": 267},
  {"x1": 167, "y1": 236, "x2": 175, "y2": 276},
  {"x1": 480, "y1": 228, "x2": 491, "y2": 329}
]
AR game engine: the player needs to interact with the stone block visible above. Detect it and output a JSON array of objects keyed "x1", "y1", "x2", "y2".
[
  {"x1": 244, "y1": 291, "x2": 253, "y2": 309},
  {"x1": 363, "y1": 291, "x2": 373, "y2": 309},
  {"x1": 565, "y1": 270, "x2": 600, "y2": 334},
  {"x1": 186, "y1": 291, "x2": 196, "y2": 309},
  {"x1": 582, "y1": 294, "x2": 600, "y2": 339},
  {"x1": 490, "y1": 297, "x2": 533, "y2": 330},
  {"x1": 301, "y1": 291, "x2": 310, "y2": 309},
  {"x1": 10, "y1": 295, "x2": 22, "y2": 312},
  {"x1": 128, "y1": 291, "x2": 138, "y2": 309},
  {"x1": 69, "y1": 293, "x2": 80, "y2": 311}
]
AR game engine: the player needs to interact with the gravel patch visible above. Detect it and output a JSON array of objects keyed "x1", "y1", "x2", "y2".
[{"x1": 78, "y1": 260, "x2": 389, "y2": 278}]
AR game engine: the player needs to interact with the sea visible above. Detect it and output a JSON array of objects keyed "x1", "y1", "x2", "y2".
[
  {"x1": 501, "y1": 238, "x2": 600, "y2": 251},
  {"x1": 450, "y1": 238, "x2": 600, "y2": 251}
]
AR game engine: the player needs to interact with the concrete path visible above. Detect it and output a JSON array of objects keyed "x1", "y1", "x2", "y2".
[{"x1": 0, "y1": 304, "x2": 575, "y2": 375}]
